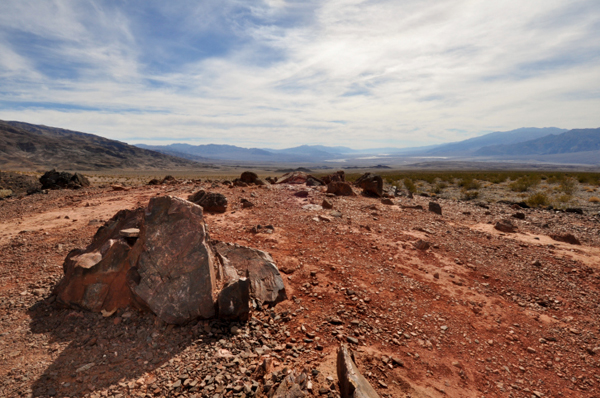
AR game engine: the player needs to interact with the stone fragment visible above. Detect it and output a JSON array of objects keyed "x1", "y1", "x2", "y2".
[
  {"x1": 128, "y1": 196, "x2": 217, "y2": 324},
  {"x1": 294, "y1": 190, "x2": 310, "y2": 198},
  {"x1": 337, "y1": 344, "x2": 380, "y2": 398},
  {"x1": 322, "y1": 199, "x2": 334, "y2": 209},
  {"x1": 327, "y1": 182, "x2": 355, "y2": 196},
  {"x1": 217, "y1": 278, "x2": 250, "y2": 321},
  {"x1": 512, "y1": 212, "x2": 525, "y2": 220},
  {"x1": 413, "y1": 240, "x2": 430, "y2": 250},
  {"x1": 355, "y1": 173, "x2": 383, "y2": 197},
  {"x1": 549, "y1": 233, "x2": 581, "y2": 245},
  {"x1": 428, "y1": 201, "x2": 442, "y2": 215},
  {"x1": 188, "y1": 190, "x2": 228, "y2": 213},
  {"x1": 306, "y1": 176, "x2": 325, "y2": 186},
  {"x1": 119, "y1": 228, "x2": 140, "y2": 238},
  {"x1": 241, "y1": 198, "x2": 255, "y2": 208},
  {"x1": 381, "y1": 198, "x2": 394, "y2": 205},
  {"x1": 494, "y1": 219, "x2": 517, "y2": 233},
  {"x1": 214, "y1": 242, "x2": 286, "y2": 307}
]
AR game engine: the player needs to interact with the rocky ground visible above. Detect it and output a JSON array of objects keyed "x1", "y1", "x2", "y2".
[{"x1": 1, "y1": 178, "x2": 600, "y2": 398}]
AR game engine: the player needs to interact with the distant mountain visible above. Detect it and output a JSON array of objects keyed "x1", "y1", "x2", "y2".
[
  {"x1": 424, "y1": 127, "x2": 567, "y2": 156},
  {"x1": 475, "y1": 128, "x2": 600, "y2": 156},
  {"x1": 136, "y1": 143, "x2": 352, "y2": 162},
  {"x1": 0, "y1": 120, "x2": 207, "y2": 171}
]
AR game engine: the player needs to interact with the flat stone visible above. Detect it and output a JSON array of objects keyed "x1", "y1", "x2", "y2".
[{"x1": 119, "y1": 228, "x2": 140, "y2": 238}]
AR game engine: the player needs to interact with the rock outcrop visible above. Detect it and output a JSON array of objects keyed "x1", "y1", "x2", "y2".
[
  {"x1": 494, "y1": 219, "x2": 517, "y2": 233},
  {"x1": 40, "y1": 169, "x2": 90, "y2": 190},
  {"x1": 550, "y1": 233, "x2": 581, "y2": 245},
  {"x1": 54, "y1": 196, "x2": 287, "y2": 324},
  {"x1": 355, "y1": 173, "x2": 383, "y2": 197},
  {"x1": 276, "y1": 172, "x2": 308, "y2": 184}
]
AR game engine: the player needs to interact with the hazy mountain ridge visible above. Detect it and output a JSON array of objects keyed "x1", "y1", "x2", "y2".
[
  {"x1": 0, "y1": 120, "x2": 207, "y2": 171},
  {"x1": 475, "y1": 128, "x2": 600, "y2": 156}
]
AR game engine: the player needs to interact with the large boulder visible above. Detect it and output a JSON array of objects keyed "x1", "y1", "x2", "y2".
[
  {"x1": 188, "y1": 190, "x2": 228, "y2": 213},
  {"x1": 550, "y1": 233, "x2": 581, "y2": 245},
  {"x1": 214, "y1": 242, "x2": 287, "y2": 307},
  {"x1": 327, "y1": 182, "x2": 356, "y2": 196},
  {"x1": 128, "y1": 196, "x2": 218, "y2": 324},
  {"x1": 217, "y1": 279, "x2": 251, "y2": 321},
  {"x1": 355, "y1": 173, "x2": 383, "y2": 197},
  {"x1": 240, "y1": 171, "x2": 259, "y2": 184},
  {"x1": 53, "y1": 208, "x2": 144, "y2": 312},
  {"x1": 337, "y1": 345, "x2": 380, "y2": 398},
  {"x1": 277, "y1": 172, "x2": 308, "y2": 185},
  {"x1": 40, "y1": 169, "x2": 90, "y2": 190}
]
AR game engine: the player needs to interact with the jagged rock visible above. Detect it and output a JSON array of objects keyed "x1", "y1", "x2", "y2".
[
  {"x1": 273, "y1": 370, "x2": 309, "y2": 397},
  {"x1": 337, "y1": 344, "x2": 380, "y2": 398},
  {"x1": 217, "y1": 278, "x2": 250, "y2": 321},
  {"x1": 306, "y1": 176, "x2": 325, "y2": 186},
  {"x1": 40, "y1": 169, "x2": 90, "y2": 190},
  {"x1": 550, "y1": 233, "x2": 581, "y2": 245},
  {"x1": 428, "y1": 201, "x2": 442, "y2": 215},
  {"x1": 277, "y1": 172, "x2": 308, "y2": 184},
  {"x1": 147, "y1": 178, "x2": 161, "y2": 185},
  {"x1": 413, "y1": 240, "x2": 430, "y2": 250},
  {"x1": 381, "y1": 198, "x2": 394, "y2": 205},
  {"x1": 241, "y1": 198, "x2": 255, "y2": 208},
  {"x1": 494, "y1": 219, "x2": 517, "y2": 233},
  {"x1": 513, "y1": 212, "x2": 525, "y2": 220},
  {"x1": 327, "y1": 182, "x2": 355, "y2": 196},
  {"x1": 294, "y1": 190, "x2": 309, "y2": 198},
  {"x1": 322, "y1": 170, "x2": 345, "y2": 184},
  {"x1": 53, "y1": 208, "x2": 144, "y2": 312},
  {"x1": 188, "y1": 190, "x2": 228, "y2": 213},
  {"x1": 129, "y1": 196, "x2": 218, "y2": 324},
  {"x1": 355, "y1": 173, "x2": 383, "y2": 197},
  {"x1": 240, "y1": 171, "x2": 259, "y2": 184},
  {"x1": 214, "y1": 242, "x2": 287, "y2": 307}
]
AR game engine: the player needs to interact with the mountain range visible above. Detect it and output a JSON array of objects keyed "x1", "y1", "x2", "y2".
[
  {"x1": 1, "y1": 119, "x2": 599, "y2": 170},
  {"x1": 0, "y1": 120, "x2": 208, "y2": 170}
]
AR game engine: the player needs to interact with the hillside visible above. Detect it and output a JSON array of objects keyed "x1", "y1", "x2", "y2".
[
  {"x1": 0, "y1": 120, "x2": 208, "y2": 171},
  {"x1": 475, "y1": 128, "x2": 600, "y2": 156}
]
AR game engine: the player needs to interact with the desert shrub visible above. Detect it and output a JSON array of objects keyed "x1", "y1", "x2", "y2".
[
  {"x1": 432, "y1": 182, "x2": 447, "y2": 194},
  {"x1": 527, "y1": 192, "x2": 550, "y2": 207},
  {"x1": 509, "y1": 175, "x2": 540, "y2": 192},
  {"x1": 585, "y1": 187, "x2": 596, "y2": 192},
  {"x1": 559, "y1": 177, "x2": 577, "y2": 195},
  {"x1": 458, "y1": 178, "x2": 481, "y2": 190},
  {"x1": 460, "y1": 188, "x2": 479, "y2": 200},
  {"x1": 557, "y1": 193, "x2": 572, "y2": 203},
  {"x1": 403, "y1": 178, "x2": 417, "y2": 193},
  {"x1": 589, "y1": 197, "x2": 600, "y2": 203}
]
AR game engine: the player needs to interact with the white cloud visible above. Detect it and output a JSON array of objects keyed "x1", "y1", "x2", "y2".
[{"x1": 0, "y1": 0, "x2": 599, "y2": 149}]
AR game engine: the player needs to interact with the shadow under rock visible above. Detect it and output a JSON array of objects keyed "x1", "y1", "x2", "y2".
[{"x1": 28, "y1": 297, "x2": 212, "y2": 398}]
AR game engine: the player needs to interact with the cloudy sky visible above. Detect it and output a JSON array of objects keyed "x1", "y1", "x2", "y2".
[{"x1": 0, "y1": 0, "x2": 599, "y2": 149}]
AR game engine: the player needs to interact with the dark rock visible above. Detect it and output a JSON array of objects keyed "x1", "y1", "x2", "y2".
[
  {"x1": 494, "y1": 220, "x2": 517, "y2": 233},
  {"x1": 217, "y1": 278, "x2": 250, "y2": 321},
  {"x1": 188, "y1": 190, "x2": 228, "y2": 213},
  {"x1": 241, "y1": 198, "x2": 255, "y2": 208},
  {"x1": 322, "y1": 198, "x2": 334, "y2": 209},
  {"x1": 40, "y1": 169, "x2": 90, "y2": 190},
  {"x1": 428, "y1": 201, "x2": 442, "y2": 215},
  {"x1": 326, "y1": 182, "x2": 355, "y2": 196},
  {"x1": 566, "y1": 208, "x2": 584, "y2": 215},
  {"x1": 214, "y1": 242, "x2": 286, "y2": 307},
  {"x1": 147, "y1": 178, "x2": 161, "y2": 185},
  {"x1": 549, "y1": 233, "x2": 581, "y2": 245},
  {"x1": 294, "y1": 190, "x2": 310, "y2": 198},
  {"x1": 381, "y1": 198, "x2": 394, "y2": 205},
  {"x1": 512, "y1": 212, "x2": 525, "y2": 220},
  {"x1": 128, "y1": 196, "x2": 218, "y2": 324},
  {"x1": 337, "y1": 344, "x2": 380, "y2": 398},
  {"x1": 240, "y1": 171, "x2": 259, "y2": 184},
  {"x1": 355, "y1": 173, "x2": 383, "y2": 197},
  {"x1": 322, "y1": 170, "x2": 345, "y2": 184}
]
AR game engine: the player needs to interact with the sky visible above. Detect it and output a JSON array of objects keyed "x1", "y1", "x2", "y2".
[{"x1": 0, "y1": 0, "x2": 599, "y2": 149}]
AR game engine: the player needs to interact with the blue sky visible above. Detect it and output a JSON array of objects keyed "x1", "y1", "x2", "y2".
[{"x1": 0, "y1": 0, "x2": 599, "y2": 149}]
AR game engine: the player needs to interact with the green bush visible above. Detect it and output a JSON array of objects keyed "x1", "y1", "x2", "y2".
[
  {"x1": 509, "y1": 175, "x2": 540, "y2": 192},
  {"x1": 458, "y1": 178, "x2": 481, "y2": 190},
  {"x1": 559, "y1": 177, "x2": 577, "y2": 195},
  {"x1": 460, "y1": 188, "x2": 479, "y2": 200},
  {"x1": 403, "y1": 178, "x2": 417, "y2": 193}
]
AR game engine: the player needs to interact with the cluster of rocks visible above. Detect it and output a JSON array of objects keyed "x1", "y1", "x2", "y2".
[
  {"x1": 35, "y1": 169, "x2": 90, "y2": 191},
  {"x1": 53, "y1": 195, "x2": 287, "y2": 325}
]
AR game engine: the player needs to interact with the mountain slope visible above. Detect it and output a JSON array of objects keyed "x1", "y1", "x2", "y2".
[
  {"x1": 425, "y1": 127, "x2": 566, "y2": 155},
  {"x1": 475, "y1": 128, "x2": 600, "y2": 156},
  {"x1": 0, "y1": 120, "x2": 207, "y2": 171}
]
